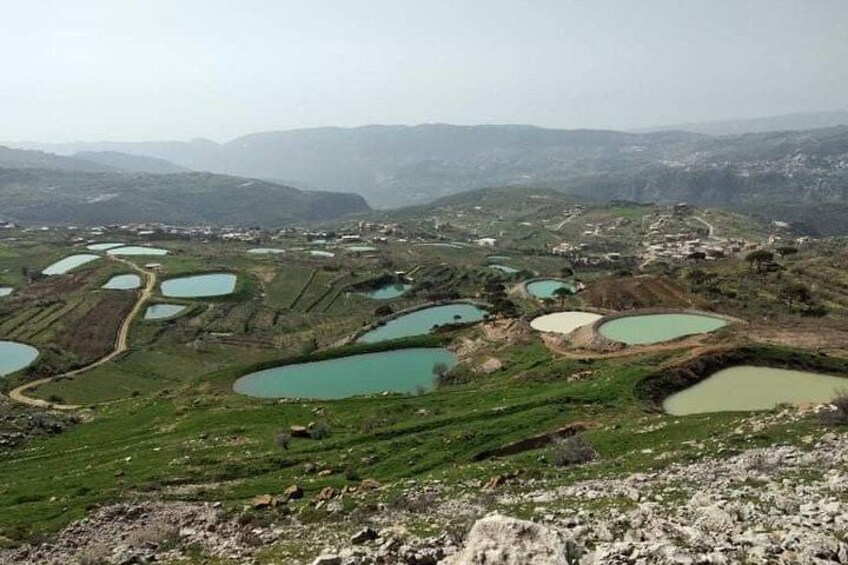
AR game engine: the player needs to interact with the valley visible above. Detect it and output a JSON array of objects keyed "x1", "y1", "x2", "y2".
[{"x1": 1, "y1": 190, "x2": 847, "y2": 563}]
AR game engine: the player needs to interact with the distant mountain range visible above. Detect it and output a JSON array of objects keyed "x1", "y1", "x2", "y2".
[
  {"x1": 639, "y1": 110, "x2": 848, "y2": 136},
  {"x1": 7, "y1": 116, "x2": 848, "y2": 234},
  {"x1": 0, "y1": 146, "x2": 369, "y2": 227}
]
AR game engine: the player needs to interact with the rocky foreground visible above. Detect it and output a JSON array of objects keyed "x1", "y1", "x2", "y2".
[{"x1": 3, "y1": 430, "x2": 847, "y2": 564}]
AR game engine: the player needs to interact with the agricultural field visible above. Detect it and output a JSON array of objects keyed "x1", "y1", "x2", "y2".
[{"x1": 0, "y1": 191, "x2": 847, "y2": 563}]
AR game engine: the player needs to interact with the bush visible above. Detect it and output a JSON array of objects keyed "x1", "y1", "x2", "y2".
[
  {"x1": 274, "y1": 431, "x2": 291, "y2": 450},
  {"x1": 309, "y1": 421, "x2": 329, "y2": 440},
  {"x1": 820, "y1": 392, "x2": 848, "y2": 426},
  {"x1": 550, "y1": 434, "x2": 596, "y2": 467}
]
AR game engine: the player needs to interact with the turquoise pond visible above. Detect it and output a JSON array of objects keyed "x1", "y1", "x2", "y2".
[
  {"x1": 599, "y1": 313, "x2": 728, "y2": 345},
  {"x1": 310, "y1": 250, "x2": 335, "y2": 258},
  {"x1": 361, "y1": 283, "x2": 412, "y2": 300},
  {"x1": 526, "y1": 279, "x2": 576, "y2": 299},
  {"x1": 247, "y1": 248, "x2": 286, "y2": 254},
  {"x1": 0, "y1": 341, "x2": 39, "y2": 377},
  {"x1": 86, "y1": 242, "x2": 124, "y2": 251},
  {"x1": 346, "y1": 245, "x2": 377, "y2": 253},
  {"x1": 489, "y1": 264, "x2": 520, "y2": 274},
  {"x1": 233, "y1": 348, "x2": 457, "y2": 399},
  {"x1": 664, "y1": 366, "x2": 848, "y2": 415},
  {"x1": 144, "y1": 304, "x2": 187, "y2": 320},
  {"x1": 107, "y1": 246, "x2": 169, "y2": 256},
  {"x1": 43, "y1": 254, "x2": 100, "y2": 275},
  {"x1": 357, "y1": 303, "x2": 487, "y2": 343},
  {"x1": 0, "y1": 287, "x2": 12, "y2": 297},
  {"x1": 102, "y1": 274, "x2": 141, "y2": 290},
  {"x1": 161, "y1": 273, "x2": 237, "y2": 298}
]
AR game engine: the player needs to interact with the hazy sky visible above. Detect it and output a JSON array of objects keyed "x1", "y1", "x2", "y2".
[{"x1": 3, "y1": 0, "x2": 847, "y2": 141}]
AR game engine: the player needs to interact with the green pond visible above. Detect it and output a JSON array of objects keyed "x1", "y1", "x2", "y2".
[
  {"x1": 102, "y1": 274, "x2": 141, "y2": 290},
  {"x1": 144, "y1": 304, "x2": 187, "y2": 320},
  {"x1": 0, "y1": 287, "x2": 12, "y2": 297},
  {"x1": 161, "y1": 273, "x2": 237, "y2": 298},
  {"x1": 0, "y1": 341, "x2": 39, "y2": 377},
  {"x1": 233, "y1": 348, "x2": 457, "y2": 399},
  {"x1": 43, "y1": 254, "x2": 100, "y2": 275},
  {"x1": 526, "y1": 279, "x2": 575, "y2": 299},
  {"x1": 362, "y1": 283, "x2": 411, "y2": 300},
  {"x1": 664, "y1": 366, "x2": 848, "y2": 415},
  {"x1": 248, "y1": 248, "x2": 286, "y2": 255},
  {"x1": 358, "y1": 303, "x2": 487, "y2": 343},
  {"x1": 107, "y1": 246, "x2": 169, "y2": 256},
  {"x1": 86, "y1": 242, "x2": 124, "y2": 251},
  {"x1": 599, "y1": 313, "x2": 728, "y2": 345}
]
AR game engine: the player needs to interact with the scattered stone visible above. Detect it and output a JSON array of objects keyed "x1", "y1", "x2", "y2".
[{"x1": 251, "y1": 494, "x2": 272, "y2": 510}]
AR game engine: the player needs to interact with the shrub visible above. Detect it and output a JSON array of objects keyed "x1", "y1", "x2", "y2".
[
  {"x1": 550, "y1": 434, "x2": 596, "y2": 467},
  {"x1": 274, "y1": 431, "x2": 291, "y2": 450},
  {"x1": 309, "y1": 421, "x2": 329, "y2": 440},
  {"x1": 820, "y1": 392, "x2": 848, "y2": 426}
]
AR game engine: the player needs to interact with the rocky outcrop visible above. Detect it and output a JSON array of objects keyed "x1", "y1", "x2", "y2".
[{"x1": 446, "y1": 515, "x2": 582, "y2": 564}]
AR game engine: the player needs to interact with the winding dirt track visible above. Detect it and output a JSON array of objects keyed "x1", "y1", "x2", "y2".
[{"x1": 7, "y1": 258, "x2": 156, "y2": 411}]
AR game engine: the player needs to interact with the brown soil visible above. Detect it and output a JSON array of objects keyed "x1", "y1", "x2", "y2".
[
  {"x1": 583, "y1": 275, "x2": 697, "y2": 311},
  {"x1": 57, "y1": 291, "x2": 136, "y2": 364}
]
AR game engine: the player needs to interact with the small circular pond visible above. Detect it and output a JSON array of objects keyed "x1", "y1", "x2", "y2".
[
  {"x1": 144, "y1": 304, "x2": 187, "y2": 320},
  {"x1": 102, "y1": 274, "x2": 141, "y2": 290},
  {"x1": 0, "y1": 341, "x2": 39, "y2": 377},
  {"x1": 664, "y1": 366, "x2": 848, "y2": 415},
  {"x1": 86, "y1": 242, "x2": 124, "y2": 251},
  {"x1": 161, "y1": 273, "x2": 237, "y2": 298},
  {"x1": 526, "y1": 279, "x2": 575, "y2": 299},
  {"x1": 531, "y1": 311, "x2": 602, "y2": 335},
  {"x1": 43, "y1": 254, "x2": 100, "y2": 276},
  {"x1": 599, "y1": 313, "x2": 728, "y2": 345},
  {"x1": 358, "y1": 303, "x2": 487, "y2": 344},
  {"x1": 233, "y1": 348, "x2": 457, "y2": 399},
  {"x1": 490, "y1": 265, "x2": 519, "y2": 274},
  {"x1": 107, "y1": 246, "x2": 169, "y2": 256},
  {"x1": 362, "y1": 283, "x2": 411, "y2": 300}
]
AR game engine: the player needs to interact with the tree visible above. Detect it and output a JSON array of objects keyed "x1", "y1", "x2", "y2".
[
  {"x1": 553, "y1": 285, "x2": 574, "y2": 307},
  {"x1": 779, "y1": 282, "x2": 812, "y2": 307},
  {"x1": 745, "y1": 250, "x2": 775, "y2": 273},
  {"x1": 776, "y1": 246, "x2": 798, "y2": 258}
]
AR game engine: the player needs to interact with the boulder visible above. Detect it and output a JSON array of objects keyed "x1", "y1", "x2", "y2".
[
  {"x1": 359, "y1": 478, "x2": 382, "y2": 491},
  {"x1": 290, "y1": 425, "x2": 310, "y2": 438},
  {"x1": 350, "y1": 527, "x2": 378, "y2": 545},
  {"x1": 311, "y1": 555, "x2": 341, "y2": 565},
  {"x1": 284, "y1": 484, "x2": 304, "y2": 500},
  {"x1": 251, "y1": 494, "x2": 272, "y2": 510},
  {"x1": 314, "y1": 487, "x2": 338, "y2": 503},
  {"x1": 446, "y1": 514, "x2": 582, "y2": 565}
]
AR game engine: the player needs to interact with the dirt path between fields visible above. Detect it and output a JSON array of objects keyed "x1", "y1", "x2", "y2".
[{"x1": 7, "y1": 258, "x2": 156, "y2": 411}]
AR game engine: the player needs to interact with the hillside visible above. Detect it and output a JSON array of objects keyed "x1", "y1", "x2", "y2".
[
  {"x1": 72, "y1": 151, "x2": 189, "y2": 174},
  {"x1": 0, "y1": 168, "x2": 369, "y2": 227},
  {"x1": 15, "y1": 124, "x2": 848, "y2": 234},
  {"x1": 0, "y1": 145, "x2": 115, "y2": 173}
]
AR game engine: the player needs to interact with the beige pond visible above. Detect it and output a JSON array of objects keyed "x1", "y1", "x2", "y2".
[
  {"x1": 530, "y1": 311, "x2": 603, "y2": 335},
  {"x1": 664, "y1": 365, "x2": 848, "y2": 415}
]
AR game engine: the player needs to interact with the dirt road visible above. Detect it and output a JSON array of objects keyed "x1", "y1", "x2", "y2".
[{"x1": 7, "y1": 258, "x2": 156, "y2": 410}]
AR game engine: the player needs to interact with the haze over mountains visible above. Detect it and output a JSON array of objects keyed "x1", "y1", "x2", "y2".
[{"x1": 6, "y1": 111, "x2": 848, "y2": 234}]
